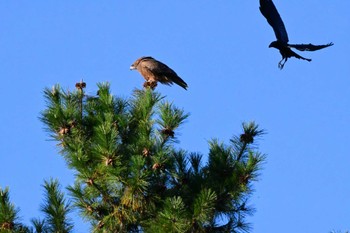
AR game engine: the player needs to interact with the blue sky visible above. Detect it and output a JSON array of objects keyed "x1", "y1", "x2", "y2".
[{"x1": 0, "y1": 1, "x2": 349, "y2": 232}]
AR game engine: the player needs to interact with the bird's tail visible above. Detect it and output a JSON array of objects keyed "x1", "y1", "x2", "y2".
[
  {"x1": 290, "y1": 49, "x2": 312, "y2": 62},
  {"x1": 173, "y1": 78, "x2": 188, "y2": 90}
]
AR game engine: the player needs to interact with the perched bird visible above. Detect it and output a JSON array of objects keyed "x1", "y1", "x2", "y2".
[
  {"x1": 130, "y1": 56, "x2": 188, "y2": 90},
  {"x1": 259, "y1": 0, "x2": 333, "y2": 69}
]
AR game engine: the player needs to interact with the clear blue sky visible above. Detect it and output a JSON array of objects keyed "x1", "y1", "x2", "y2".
[{"x1": 1, "y1": 1, "x2": 349, "y2": 232}]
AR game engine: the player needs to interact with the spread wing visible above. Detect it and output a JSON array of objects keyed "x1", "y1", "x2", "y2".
[
  {"x1": 259, "y1": 0, "x2": 289, "y2": 43},
  {"x1": 288, "y1": 42, "x2": 334, "y2": 51},
  {"x1": 143, "y1": 59, "x2": 188, "y2": 90}
]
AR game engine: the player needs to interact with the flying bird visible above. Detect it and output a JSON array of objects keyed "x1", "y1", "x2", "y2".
[
  {"x1": 130, "y1": 56, "x2": 188, "y2": 90},
  {"x1": 259, "y1": 0, "x2": 333, "y2": 69}
]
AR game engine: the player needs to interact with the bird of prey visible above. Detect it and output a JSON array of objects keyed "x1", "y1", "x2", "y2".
[
  {"x1": 259, "y1": 0, "x2": 333, "y2": 69},
  {"x1": 130, "y1": 56, "x2": 188, "y2": 90}
]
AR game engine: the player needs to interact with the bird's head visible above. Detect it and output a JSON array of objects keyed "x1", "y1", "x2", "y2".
[
  {"x1": 130, "y1": 56, "x2": 154, "y2": 70},
  {"x1": 130, "y1": 64, "x2": 137, "y2": 70},
  {"x1": 269, "y1": 41, "x2": 281, "y2": 49},
  {"x1": 130, "y1": 62, "x2": 138, "y2": 70},
  {"x1": 268, "y1": 41, "x2": 277, "y2": 48}
]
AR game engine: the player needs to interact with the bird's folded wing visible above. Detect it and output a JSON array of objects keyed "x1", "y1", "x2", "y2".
[{"x1": 144, "y1": 61, "x2": 188, "y2": 90}]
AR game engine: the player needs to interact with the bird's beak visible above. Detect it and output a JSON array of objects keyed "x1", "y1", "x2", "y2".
[{"x1": 130, "y1": 65, "x2": 136, "y2": 70}]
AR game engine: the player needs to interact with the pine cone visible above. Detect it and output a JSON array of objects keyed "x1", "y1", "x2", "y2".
[
  {"x1": 152, "y1": 163, "x2": 161, "y2": 170},
  {"x1": 86, "y1": 205, "x2": 93, "y2": 213},
  {"x1": 239, "y1": 174, "x2": 251, "y2": 185},
  {"x1": 1, "y1": 222, "x2": 14, "y2": 230},
  {"x1": 97, "y1": 220, "x2": 104, "y2": 229},
  {"x1": 86, "y1": 178, "x2": 94, "y2": 186},
  {"x1": 142, "y1": 148, "x2": 151, "y2": 157},
  {"x1": 75, "y1": 81, "x2": 86, "y2": 90},
  {"x1": 58, "y1": 127, "x2": 70, "y2": 136},
  {"x1": 105, "y1": 157, "x2": 113, "y2": 166},
  {"x1": 161, "y1": 128, "x2": 175, "y2": 138},
  {"x1": 240, "y1": 133, "x2": 254, "y2": 144}
]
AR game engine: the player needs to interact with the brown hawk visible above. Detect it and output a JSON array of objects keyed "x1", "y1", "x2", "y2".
[{"x1": 130, "y1": 56, "x2": 188, "y2": 90}]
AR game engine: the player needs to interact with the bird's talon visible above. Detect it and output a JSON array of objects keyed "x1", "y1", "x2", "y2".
[{"x1": 143, "y1": 81, "x2": 157, "y2": 90}]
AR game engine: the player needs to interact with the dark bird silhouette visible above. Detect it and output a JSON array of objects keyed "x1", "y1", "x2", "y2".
[
  {"x1": 259, "y1": 0, "x2": 333, "y2": 69},
  {"x1": 130, "y1": 56, "x2": 188, "y2": 90}
]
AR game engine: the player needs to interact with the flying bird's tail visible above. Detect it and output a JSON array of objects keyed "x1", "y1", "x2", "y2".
[
  {"x1": 290, "y1": 50, "x2": 312, "y2": 62},
  {"x1": 288, "y1": 42, "x2": 334, "y2": 51}
]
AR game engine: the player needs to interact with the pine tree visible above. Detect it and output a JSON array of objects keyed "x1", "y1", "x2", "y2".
[
  {"x1": 0, "y1": 82, "x2": 265, "y2": 232},
  {"x1": 0, "y1": 179, "x2": 72, "y2": 233},
  {"x1": 0, "y1": 187, "x2": 30, "y2": 233},
  {"x1": 31, "y1": 179, "x2": 73, "y2": 233},
  {"x1": 37, "y1": 81, "x2": 265, "y2": 232}
]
